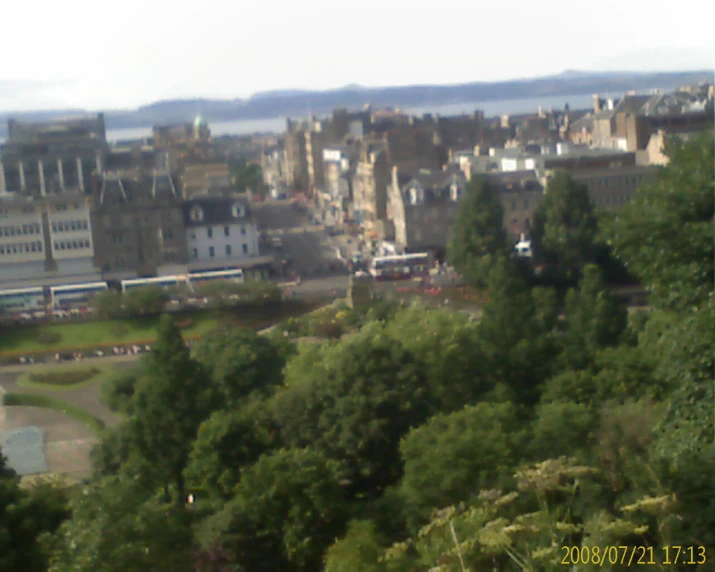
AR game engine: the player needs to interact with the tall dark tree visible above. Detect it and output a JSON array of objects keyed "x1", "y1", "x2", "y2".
[
  {"x1": 448, "y1": 176, "x2": 509, "y2": 288},
  {"x1": 560, "y1": 264, "x2": 628, "y2": 370},
  {"x1": 477, "y1": 257, "x2": 560, "y2": 405},
  {"x1": 130, "y1": 314, "x2": 216, "y2": 505},
  {"x1": 531, "y1": 170, "x2": 598, "y2": 283}
]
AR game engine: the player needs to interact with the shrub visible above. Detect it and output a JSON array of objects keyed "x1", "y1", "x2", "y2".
[
  {"x1": 27, "y1": 367, "x2": 101, "y2": 386},
  {"x1": 35, "y1": 330, "x2": 62, "y2": 345},
  {"x1": 2, "y1": 393, "x2": 105, "y2": 433},
  {"x1": 314, "y1": 320, "x2": 343, "y2": 339},
  {"x1": 101, "y1": 369, "x2": 139, "y2": 413}
]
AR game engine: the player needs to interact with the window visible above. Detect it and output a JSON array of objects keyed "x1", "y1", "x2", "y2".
[
  {"x1": 164, "y1": 228, "x2": 173, "y2": 240},
  {"x1": 207, "y1": 228, "x2": 213, "y2": 239},
  {"x1": 82, "y1": 220, "x2": 88, "y2": 230},
  {"x1": 73, "y1": 240, "x2": 79, "y2": 249},
  {"x1": 23, "y1": 207, "x2": 34, "y2": 214},
  {"x1": 231, "y1": 203, "x2": 246, "y2": 218},
  {"x1": 37, "y1": 242, "x2": 43, "y2": 252},
  {"x1": 56, "y1": 204, "x2": 68, "y2": 212},
  {"x1": 240, "y1": 226, "x2": 246, "y2": 235},
  {"x1": 54, "y1": 242, "x2": 59, "y2": 250},
  {"x1": 242, "y1": 243, "x2": 248, "y2": 254},
  {"x1": 71, "y1": 221, "x2": 77, "y2": 231},
  {"x1": 525, "y1": 218, "x2": 531, "y2": 230},
  {"x1": 192, "y1": 248, "x2": 198, "y2": 258},
  {"x1": 224, "y1": 226, "x2": 230, "y2": 237},
  {"x1": 190, "y1": 232, "x2": 196, "y2": 240},
  {"x1": 0, "y1": 246, "x2": 4, "y2": 254},
  {"x1": 190, "y1": 206, "x2": 203, "y2": 222},
  {"x1": 52, "y1": 222, "x2": 58, "y2": 232},
  {"x1": 31, "y1": 243, "x2": 37, "y2": 252},
  {"x1": 209, "y1": 246, "x2": 215, "y2": 257},
  {"x1": 226, "y1": 245, "x2": 232, "y2": 256}
]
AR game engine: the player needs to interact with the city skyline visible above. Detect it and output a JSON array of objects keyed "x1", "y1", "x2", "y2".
[{"x1": 0, "y1": 0, "x2": 713, "y2": 112}]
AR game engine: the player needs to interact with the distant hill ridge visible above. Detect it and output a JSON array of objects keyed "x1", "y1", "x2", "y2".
[{"x1": 0, "y1": 69, "x2": 711, "y2": 135}]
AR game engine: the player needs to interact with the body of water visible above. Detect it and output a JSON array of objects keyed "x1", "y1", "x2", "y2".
[
  {"x1": 0, "y1": 89, "x2": 659, "y2": 145},
  {"x1": 103, "y1": 93, "x2": 622, "y2": 143}
]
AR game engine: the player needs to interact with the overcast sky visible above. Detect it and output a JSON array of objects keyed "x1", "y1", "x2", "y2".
[{"x1": 0, "y1": 0, "x2": 712, "y2": 111}]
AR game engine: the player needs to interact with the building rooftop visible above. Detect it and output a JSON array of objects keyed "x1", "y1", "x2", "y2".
[{"x1": 183, "y1": 196, "x2": 252, "y2": 226}]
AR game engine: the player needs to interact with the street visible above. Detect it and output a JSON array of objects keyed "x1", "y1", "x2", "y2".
[{"x1": 253, "y1": 201, "x2": 347, "y2": 275}]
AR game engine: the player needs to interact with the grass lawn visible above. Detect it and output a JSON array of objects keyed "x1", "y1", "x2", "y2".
[
  {"x1": 0, "y1": 311, "x2": 220, "y2": 357},
  {"x1": 16, "y1": 363, "x2": 114, "y2": 391}
]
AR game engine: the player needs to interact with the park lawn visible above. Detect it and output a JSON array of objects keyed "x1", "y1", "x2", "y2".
[
  {"x1": 0, "y1": 311, "x2": 220, "y2": 356},
  {"x1": 17, "y1": 362, "x2": 115, "y2": 391}
]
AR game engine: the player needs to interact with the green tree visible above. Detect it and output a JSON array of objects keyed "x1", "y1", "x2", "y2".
[
  {"x1": 532, "y1": 170, "x2": 599, "y2": 283},
  {"x1": 604, "y1": 132, "x2": 714, "y2": 312},
  {"x1": 46, "y1": 476, "x2": 193, "y2": 572},
  {"x1": 0, "y1": 452, "x2": 70, "y2": 572},
  {"x1": 90, "y1": 290, "x2": 123, "y2": 319},
  {"x1": 399, "y1": 402, "x2": 521, "y2": 529},
  {"x1": 185, "y1": 399, "x2": 281, "y2": 499},
  {"x1": 560, "y1": 264, "x2": 628, "y2": 370},
  {"x1": 274, "y1": 330, "x2": 433, "y2": 497},
  {"x1": 324, "y1": 520, "x2": 388, "y2": 572},
  {"x1": 129, "y1": 314, "x2": 216, "y2": 504},
  {"x1": 382, "y1": 305, "x2": 485, "y2": 412},
  {"x1": 203, "y1": 448, "x2": 348, "y2": 571},
  {"x1": 477, "y1": 258, "x2": 560, "y2": 405},
  {"x1": 193, "y1": 328, "x2": 287, "y2": 405},
  {"x1": 529, "y1": 401, "x2": 598, "y2": 461},
  {"x1": 230, "y1": 157, "x2": 264, "y2": 195},
  {"x1": 123, "y1": 285, "x2": 169, "y2": 317},
  {"x1": 448, "y1": 176, "x2": 509, "y2": 288}
]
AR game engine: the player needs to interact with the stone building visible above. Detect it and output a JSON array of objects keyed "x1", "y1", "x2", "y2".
[
  {"x1": 351, "y1": 143, "x2": 390, "y2": 244},
  {"x1": 0, "y1": 114, "x2": 108, "y2": 196},
  {"x1": 481, "y1": 171, "x2": 545, "y2": 239},
  {"x1": 387, "y1": 166, "x2": 466, "y2": 258},
  {"x1": 90, "y1": 171, "x2": 187, "y2": 278},
  {"x1": 0, "y1": 191, "x2": 99, "y2": 285}
]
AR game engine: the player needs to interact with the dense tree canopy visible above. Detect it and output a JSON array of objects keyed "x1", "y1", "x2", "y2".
[
  {"x1": 202, "y1": 448, "x2": 348, "y2": 571},
  {"x1": 273, "y1": 329, "x2": 433, "y2": 497}
]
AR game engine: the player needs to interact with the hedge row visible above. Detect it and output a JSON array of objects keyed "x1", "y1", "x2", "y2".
[
  {"x1": 28, "y1": 367, "x2": 102, "y2": 386},
  {"x1": 2, "y1": 393, "x2": 106, "y2": 434}
]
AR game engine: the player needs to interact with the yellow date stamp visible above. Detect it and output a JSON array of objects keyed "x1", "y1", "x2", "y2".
[{"x1": 561, "y1": 545, "x2": 707, "y2": 566}]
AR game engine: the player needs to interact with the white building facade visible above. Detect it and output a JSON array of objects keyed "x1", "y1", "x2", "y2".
[{"x1": 183, "y1": 197, "x2": 259, "y2": 268}]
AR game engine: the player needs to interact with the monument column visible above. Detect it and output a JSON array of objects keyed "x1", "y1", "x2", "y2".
[
  {"x1": 57, "y1": 159, "x2": 65, "y2": 191},
  {"x1": 38, "y1": 159, "x2": 46, "y2": 196},
  {"x1": 19, "y1": 161, "x2": 26, "y2": 192},
  {"x1": 76, "y1": 157, "x2": 85, "y2": 192}
]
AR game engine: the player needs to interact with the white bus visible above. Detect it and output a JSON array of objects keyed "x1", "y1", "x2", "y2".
[
  {"x1": 369, "y1": 253, "x2": 431, "y2": 281},
  {"x1": 0, "y1": 287, "x2": 47, "y2": 313},
  {"x1": 120, "y1": 275, "x2": 190, "y2": 292},
  {"x1": 188, "y1": 269, "x2": 245, "y2": 286},
  {"x1": 50, "y1": 282, "x2": 108, "y2": 309}
]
